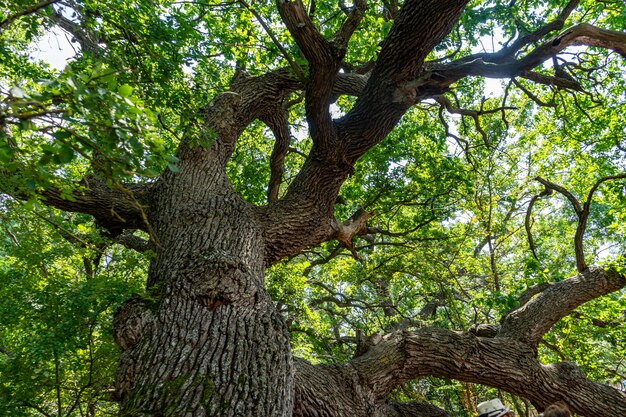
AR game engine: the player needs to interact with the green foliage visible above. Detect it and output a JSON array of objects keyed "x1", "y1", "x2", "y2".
[{"x1": 0, "y1": 199, "x2": 148, "y2": 416}]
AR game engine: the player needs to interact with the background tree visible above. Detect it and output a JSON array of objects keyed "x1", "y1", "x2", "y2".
[{"x1": 1, "y1": 0, "x2": 626, "y2": 416}]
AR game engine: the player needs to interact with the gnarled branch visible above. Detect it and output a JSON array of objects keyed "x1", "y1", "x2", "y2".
[{"x1": 499, "y1": 267, "x2": 626, "y2": 344}]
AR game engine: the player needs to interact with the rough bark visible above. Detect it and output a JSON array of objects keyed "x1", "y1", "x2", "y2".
[
  {"x1": 112, "y1": 72, "x2": 299, "y2": 416},
  {"x1": 114, "y1": 143, "x2": 294, "y2": 416}
]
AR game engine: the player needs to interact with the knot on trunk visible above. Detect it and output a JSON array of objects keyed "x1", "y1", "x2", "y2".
[
  {"x1": 113, "y1": 296, "x2": 155, "y2": 351},
  {"x1": 331, "y1": 208, "x2": 373, "y2": 260},
  {"x1": 469, "y1": 323, "x2": 501, "y2": 338},
  {"x1": 180, "y1": 250, "x2": 260, "y2": 309}
]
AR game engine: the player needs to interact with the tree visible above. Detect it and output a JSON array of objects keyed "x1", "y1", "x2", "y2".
[{"x1": 1, "y1": 0, "x2": 626, "y2": 415}]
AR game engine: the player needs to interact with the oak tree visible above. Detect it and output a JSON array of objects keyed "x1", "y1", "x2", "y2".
[{"x1": 1, "y1": 0, "x2": 626, "y2": 416}]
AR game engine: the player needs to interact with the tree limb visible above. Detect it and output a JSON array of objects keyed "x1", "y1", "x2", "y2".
[
  {"x1": 347, "y1": 325, "x2": 626, "y2": 416},
  {"x1": 525, "y1": 187, "x2": 553, "y2": 260},
  {"x1": 262, "y1": 107, "x2": 292, "y2": 202},
  {"x1": 113, "y1": 230, "x2": 150, "y2": 252},
  {"x1": 1, "y1": 176, "x2": 152, "y2": 235},
  {"x1": 277, "y1": 0, "x2": 345, "y2": 154},
  {"x1": 499, "y1": 267, "x2": 626, "y2": 344},
  {"x1": 387, "y1": 401, "x2": 450, "y2": 417}
]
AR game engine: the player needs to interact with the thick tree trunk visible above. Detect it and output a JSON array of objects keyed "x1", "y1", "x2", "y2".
[{"x1": 113, "y1": 144, "x2": 293, "y2": 416}]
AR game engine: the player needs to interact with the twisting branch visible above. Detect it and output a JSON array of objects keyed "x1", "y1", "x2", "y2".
[
  {"x1": 394, "y1": 23, "x2": 626, "y2": 111},
  {"x1": 576, "y1": 173, "x2": 626, "y2": 269},
  {"x1": 534, "y1": 176, "x2": 582, "y2": 215},
  {"x1": 345, "y1": 319, "x2": 626, "y2": 416},
  {"x1": 434, "y1": 95, "x2": 516, "y2": 147},
  {"x1": 262, "y1": 107, "x2": 292, "y2": 202},
  {"x1": 525, "y1": 187, "x2": 553, "y2": 260},
  {"x1": 534, "y1": 174, "x2": 626, "y2": 272},
  {"x1": 277, "y1": 0, "x2": 343, "y2": 154},
  {"x1": 534, "y1": 176, "x2": 586, "y2": 270}
]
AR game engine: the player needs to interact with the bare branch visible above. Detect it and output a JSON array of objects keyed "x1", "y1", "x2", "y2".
[{"x1": 525, "y1": 187, "x2": 553, "y2": 260}]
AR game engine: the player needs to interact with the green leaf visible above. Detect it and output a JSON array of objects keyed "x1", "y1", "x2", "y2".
[
  {"x1": 58, "y1": 145, "x2": 75, "y2": 164},
  {"x1": 118, "y1": 84, "x2": 134, "y2": 98}
]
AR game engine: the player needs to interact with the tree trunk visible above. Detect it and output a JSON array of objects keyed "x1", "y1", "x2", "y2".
[{"x1": 113, "y1": 144, "x2": 293, "y2": 416}]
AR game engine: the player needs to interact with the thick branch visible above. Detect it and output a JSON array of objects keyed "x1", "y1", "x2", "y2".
[
  {"x1": 393, "y1": 23, "x2": 626, "y2": 111},
  {"x1": 387, "y1": 402, "x2": 450, "y2": 417},
  {"x1": 277, "y1": 0, "x2": 342, "y2": 153},
  {"x1": 499, "y1": 267, "x2": 626, "y2": 344},
  {"x1": 338, "y1": 0, "x2": 469, "y2": 161},
  {"x1": 333, "y1": 0, "x2": 367, "y2": 50},
  {"x1": 346, "y1": 327, "x2": 626, "y2": 416},
  {"x1": 1, "y1": 176, "x2": 152, "y2": 235}
]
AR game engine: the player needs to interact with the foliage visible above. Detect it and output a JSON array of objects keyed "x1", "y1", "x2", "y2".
[{"x1": 0, "y1": 198, "x2": 149, "y2": 416}]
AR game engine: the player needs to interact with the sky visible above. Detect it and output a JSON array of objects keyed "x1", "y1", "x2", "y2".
[{"x1": 31, "y1": 28, "x2": 76, "y2": 70}]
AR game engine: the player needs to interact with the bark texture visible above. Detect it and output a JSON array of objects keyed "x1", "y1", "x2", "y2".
[{"x1": 114, "y1": 143, "x2": 294, "y2": 416}]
